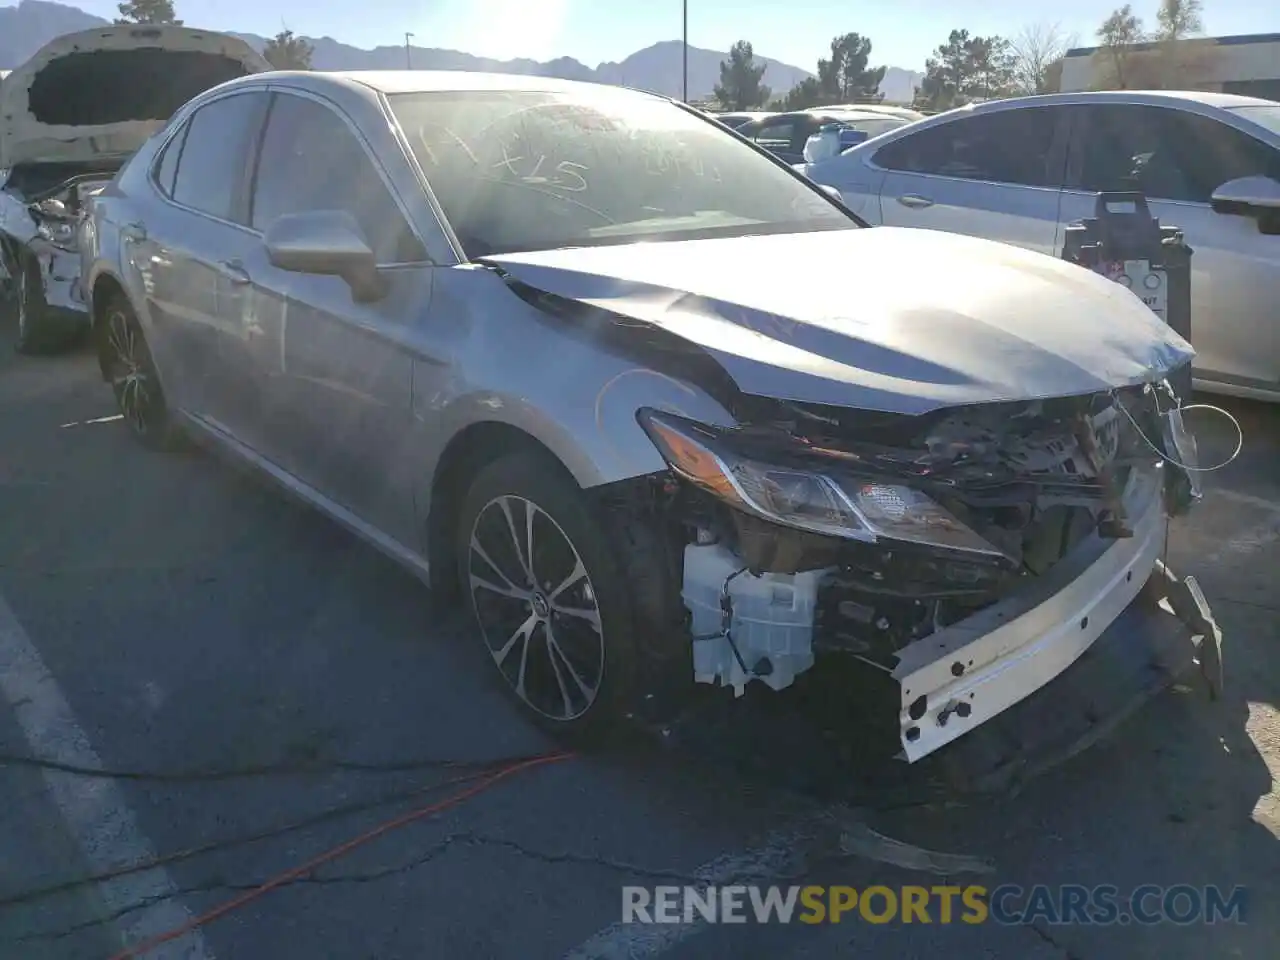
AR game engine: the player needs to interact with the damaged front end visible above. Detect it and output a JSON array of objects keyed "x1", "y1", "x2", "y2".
[
  {"x1": 0, "y1": 166, "x2": 110, "y2": 315},
  {"x1": 1, "y1": 26, "x2": 269, "y2": 340},
  {"x1": 640, "y1": 381, "x2": 1202, "y2": 762}
]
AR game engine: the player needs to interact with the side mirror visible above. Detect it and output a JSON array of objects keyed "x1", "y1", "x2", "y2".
[
  {"x1": 1210, "y1": 175, "x2": 1280, "y2": 220},
  {"x1": 818, "y1": 184, "x2": 843, "y2": 202},
  {"x1": 263, "y1": 210, "x2": 388, "y2": 302}
]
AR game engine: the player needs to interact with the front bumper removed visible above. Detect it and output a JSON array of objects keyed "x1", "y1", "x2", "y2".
[
  {"x1": 893, "y1": 466, "x2": 1171, "y2": 762},
  {"x1": 935, "y1": 560, "x2": 1220, "y2": 795},
  {"x1": 674, "y1": 461, "x2": 1221, "y2": 790}
]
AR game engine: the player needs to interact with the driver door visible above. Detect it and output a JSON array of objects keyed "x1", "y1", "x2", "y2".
[
  {"x1": 1060, "y1": 104, "x2": 1280, "y2": 389},
  {"x1": 231, "y1": 91, "x2": 434, "y2": 540}
]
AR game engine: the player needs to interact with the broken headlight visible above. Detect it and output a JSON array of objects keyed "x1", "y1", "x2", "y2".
[
  {"x1": 638, "y1": 410, "x2": 1006, "y2": 558},
  {"x1": 33, "y1": 200, "x2": 79, "y2": 251}
]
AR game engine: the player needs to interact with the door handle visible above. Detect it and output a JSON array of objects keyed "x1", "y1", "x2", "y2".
[
  {"x1": 120, "y1": 221, "x2": 147, "y2": 241},
  {"x1": 896, "y1": 194, "x2": 934, "y2": 209},
  {"x1": 218, "y1": 259, "x2": 252, "y2": 285}
]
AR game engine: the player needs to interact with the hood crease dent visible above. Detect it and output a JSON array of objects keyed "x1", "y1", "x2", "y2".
[{"x1": 482, "y1": 228, "x2": 1194, "y2": 416}]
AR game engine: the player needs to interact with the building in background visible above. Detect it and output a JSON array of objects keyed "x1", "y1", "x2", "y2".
[{"x1": 1060, "y1": 32, "x2": 1280, "y2": 100}]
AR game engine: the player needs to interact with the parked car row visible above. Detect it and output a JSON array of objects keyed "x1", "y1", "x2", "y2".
[
  {"x1": 798, "y1": 91, "x2": 1280, "y2": 403},
  {"x1": 69, "y1": 66, "x2": 1207, "y2": 761},
  {"x1": 712, "y1": 105, "x2": 923, "y2": 164}
]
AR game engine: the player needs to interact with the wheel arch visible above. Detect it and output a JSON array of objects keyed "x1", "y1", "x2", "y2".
[
  {"x1": 425, "y1": 421, "x2": 576, "y2": 599},
  {"x1": 89, "y1": 270, "x2": 129, "y2": 379}
]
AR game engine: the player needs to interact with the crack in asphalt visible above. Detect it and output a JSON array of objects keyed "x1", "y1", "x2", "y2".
[
  {"x1": 1029, "y1": 921, "x2": 1088, "y2": 960},
  {"x1": 1, "y1": 829, "x2": 713, "y2": 946},
  {"x1": 4, "y1": 809, "x2": 995, "y2": 949}
]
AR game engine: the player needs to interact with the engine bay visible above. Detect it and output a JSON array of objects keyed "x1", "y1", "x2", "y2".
[{"x1": 659, "y1": 383, "x2": 1193, "y2": 707}]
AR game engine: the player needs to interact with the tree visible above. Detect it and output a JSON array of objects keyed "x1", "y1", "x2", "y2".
[
  {"x1": 775, "y1": 77, "x2": 821, "y2": 111},
  {"x1": 115, "y1": 0, "x2": 181, "y2": 24},
  {"x1": 913, "y1": 29, "x2": 1016, "y2": 112},
  {"x1": 966, "y1": 35, "x2": 1017, "y2": 100},
  {"x1": 713, "y1": 41, "x2": 770, "y2": 110},
  {"x1": 1093, "y1": 5, "x2": 1147, "y2": 89},
  {"x1": 1091, "y1": 1, "x2": 1213, "y2": 90},
  {"x1": 1154, "y1": 0, "x2": 1203, "y2": 40},
  {"x1": 263, "y1": 29, "x2": 315, "y2": 70},
  {"x1": 1010, "y1": 22, "x2": 1076, "y2": 95},
  {"x1": 816, "y1": 33, "x2": 886, "y2": 103},
  {"x1": 1146, "y1": 0, "x2": 1215, "y2": 87}
]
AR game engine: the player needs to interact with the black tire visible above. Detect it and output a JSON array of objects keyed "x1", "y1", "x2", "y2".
[
  {"x1": 95, "y1": 292, "x2": 182, "y2": 451},
  {"x1": 456, "y1": 452, "x2": 644, "y2": 738},
  {"x1": 11, "y1": 251, "x2": 71, "y2": 355}
]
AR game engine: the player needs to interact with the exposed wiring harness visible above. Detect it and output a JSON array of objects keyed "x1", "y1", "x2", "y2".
[{"x1": 1115, "y1": 382, "x2": 1244, "y2": 473}]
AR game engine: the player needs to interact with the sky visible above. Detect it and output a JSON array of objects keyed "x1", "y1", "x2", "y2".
[{"x1": 61, "y1": 0, "x2": 1278, "y2": 72}]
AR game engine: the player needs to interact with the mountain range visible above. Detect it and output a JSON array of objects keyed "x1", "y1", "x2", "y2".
[{"x1": 0, "y1": 0, "x2": 923, "y2": 102}]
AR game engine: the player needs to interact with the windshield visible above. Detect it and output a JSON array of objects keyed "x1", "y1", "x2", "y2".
[
  {"x1": 840, "y1": 116, "x2": 907, "y2": 138},
  {"x1": 387, "y1": 89, "x2": 857, "y2": 258},
  {"x1": 1229, "y1": 105, "x2": 1280, "y2": 139}
]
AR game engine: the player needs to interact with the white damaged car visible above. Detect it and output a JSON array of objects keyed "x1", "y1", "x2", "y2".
[{"x1": 0, "y1": 24, "x2": 268, "y2": 352}]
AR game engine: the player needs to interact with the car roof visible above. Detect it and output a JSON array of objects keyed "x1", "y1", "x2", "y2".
[
  {"x1": 966, "y1": 89, "x2": 1275, "y2": 111},
  {"x1": 831, "y1": 87, "x2": 1280, "y2": 162},
  {"x1": 266, "y1": 69, "x2": 666, "y2": 99}
]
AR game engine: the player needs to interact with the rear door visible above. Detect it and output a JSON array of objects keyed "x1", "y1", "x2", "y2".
[
  {"x1": 1059, "y1": 103, "x2": 1280, "y2": 390},
  {"x1": 869, "y1": 106, "x2": 1070, "y2": 255},
  {"x1": 234, "y1": 90, "x2": 434, "y2": 539},
  {"x1": 135, "y1": 90, "x2": 267, "y2": 417}
]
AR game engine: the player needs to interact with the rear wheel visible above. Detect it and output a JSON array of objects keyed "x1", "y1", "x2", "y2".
[
  {"x1": 455, "y1": 453, "x2": 644, "y2": 737},
  {"x1": 97, "y1": 294, "x2": 181, "y2": 450}
]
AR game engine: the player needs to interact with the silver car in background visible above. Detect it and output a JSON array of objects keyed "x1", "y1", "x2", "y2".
[
  {"x1": 800, "y1": 91, "x2": 1280, "y2": 402},
  {"x1": 81, "y1": 71, "x2": 1201, "y2": 762}
]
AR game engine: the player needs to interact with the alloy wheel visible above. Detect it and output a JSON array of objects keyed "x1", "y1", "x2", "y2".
[
  {"x1": 466, "y1": 495, "x2": 605, "y2": 722},
  {"x1": 105, "y1": 309, "x2": 161, "y2": 437}
]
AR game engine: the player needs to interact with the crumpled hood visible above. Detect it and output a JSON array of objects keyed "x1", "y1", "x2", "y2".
[{"x1": 482, "y1": 227, "x2": 1194, "y2": 415}]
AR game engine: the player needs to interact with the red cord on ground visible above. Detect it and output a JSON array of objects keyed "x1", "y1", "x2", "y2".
[{"x1": 106, "y1": 751, "x2": 575, "y2": 960}]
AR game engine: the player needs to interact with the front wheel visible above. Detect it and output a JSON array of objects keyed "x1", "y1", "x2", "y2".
[
  {"x1": 11, "y1": 252, "x2": 71, "y2": 354},
  {"x1": 456, "y1": 453, "x2": 644, "y2": 737}
]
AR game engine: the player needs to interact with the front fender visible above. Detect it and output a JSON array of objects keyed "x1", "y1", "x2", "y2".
[{"x1": 422, "y1": 357, "x2": 738, "y2": 490}]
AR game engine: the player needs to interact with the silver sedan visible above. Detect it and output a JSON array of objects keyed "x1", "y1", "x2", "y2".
[{"x1": 81, "y1": 71, "x2": 1202, "y2": 760}]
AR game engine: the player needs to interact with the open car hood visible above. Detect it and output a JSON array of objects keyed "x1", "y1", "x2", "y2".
[
  {"x1": 0, "y1": 25, "x2": 269, "y2": 169},
  {"x1": 482, "y1": 227, "x2": 1194, "y2": 415}
]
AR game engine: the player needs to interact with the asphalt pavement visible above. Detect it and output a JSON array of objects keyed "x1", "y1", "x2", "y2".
[{"x1": 1, "y1": 340, "x2": 1277, "y2": 960}]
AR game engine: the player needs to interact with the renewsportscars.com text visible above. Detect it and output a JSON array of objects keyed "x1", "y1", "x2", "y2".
[{"x1": 622, "y1": 884, "x2": 1248, "y2": 926}]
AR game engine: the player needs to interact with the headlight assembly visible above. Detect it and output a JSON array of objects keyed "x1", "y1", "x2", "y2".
[{"x1": 638, "y1": 409, "x2": 1006, "y2": 559}]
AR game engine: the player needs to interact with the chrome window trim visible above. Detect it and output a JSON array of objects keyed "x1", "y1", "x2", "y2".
[{"x1": 146, "y1": 89, "x2": 268, "y2": 239}]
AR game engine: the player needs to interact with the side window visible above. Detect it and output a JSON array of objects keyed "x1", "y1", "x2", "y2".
[
  {"x1": 1162, "y1": 112, "x2": 1280, "y2": 199},
  {"x1": 250, "y1": 93, "x2": 426, "y2": 264},
  {"x1": 171, "y1": 93, "x2": 266, "y2": 221},
  {"x1": 753, "y1": 121, "x2": 796, "y2": 150},
  {"x1": 874, "y1": 109, "x2": 1060, "y2": 187},
  {"x1": 1077, "y1": 106, "x2": 1200, "y2": 202},
  {"x1": 152, "y1": 124, "x2": 187, "y2": 198},
  {"x1": 1072, "y1": 105, "x2": 1278, "y2": 203}
]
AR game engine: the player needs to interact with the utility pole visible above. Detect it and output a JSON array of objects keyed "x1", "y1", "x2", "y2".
[
  {"x1": 681, "y1": 0, "x2": 688, "y2": 101},
  {"x1": 405, "y1": 32, "x2": 414, "y2": 70}
]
